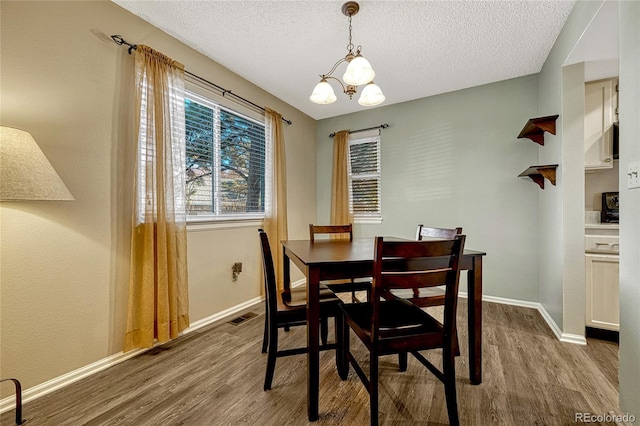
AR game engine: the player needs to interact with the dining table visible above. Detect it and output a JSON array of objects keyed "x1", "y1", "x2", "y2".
[{"x1": 281, "y1": 237, "x2": 486, "y2": 421}]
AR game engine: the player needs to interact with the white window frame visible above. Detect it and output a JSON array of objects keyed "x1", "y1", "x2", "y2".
[
  {"x1": 184, "y1": 79, "x2": 271, "y2": 224},
  {"x1": 348, "y1": 129, "x2": 382, "y2": 224}
]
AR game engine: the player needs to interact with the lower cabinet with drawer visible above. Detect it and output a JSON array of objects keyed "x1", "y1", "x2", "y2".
[
  {"x1": 585, "y1": 227, "x2": 619, "y2": 332},
  {"x1": 585, "y1": 252, "x2": 619, "y2": 331}
]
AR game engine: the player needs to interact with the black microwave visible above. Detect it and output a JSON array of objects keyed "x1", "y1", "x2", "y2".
[{"x1": 601, "y1": 192, "x2": 619, "y2": 223}]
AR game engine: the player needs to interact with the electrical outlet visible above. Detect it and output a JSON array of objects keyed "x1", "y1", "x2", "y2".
[
  {"x1": 232, "y1": 262, "x2": 243, "y2": 281},
  {"x1": 628, "y1": 161, "x2": 640, "y2": 189}
]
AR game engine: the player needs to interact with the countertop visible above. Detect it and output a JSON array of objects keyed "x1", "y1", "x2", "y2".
[{"x1": 585, "y1": 223, "x2": 619, "y2": 230}]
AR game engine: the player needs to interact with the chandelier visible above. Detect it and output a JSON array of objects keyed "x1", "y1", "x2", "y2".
[{"x1": 310, "y1": 1, "x2": 385, "y2": 107}]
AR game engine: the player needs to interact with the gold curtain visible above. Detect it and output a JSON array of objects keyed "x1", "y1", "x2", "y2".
[
  {"x1": 263, "y1": 108, "x2": 288, "y2": 291},
  {"x1": 123, "y1": 45, "x2": 190, "y2": 352},
  {"x1": 330, "y1": 130, "x2": 354, "y2": 227}
]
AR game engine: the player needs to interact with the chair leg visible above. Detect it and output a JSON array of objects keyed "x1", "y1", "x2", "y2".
[
  {"x1": 261, "y1": 314, "x2": 268, "y2": 353},
  {"x1": 264, "y1": 325, "x2": 278, "y2": 391},
  {"x1": 335, "y1": 313, "x2": 346, "y2": 379},
  {"x1": 443, "y1": 347, "x2": 459, "y2": 426},
  {"x1": 398, "y1": 352, "x2": 408, "y2": 371},
  {"x1": 370, "y1": 351, "x2": 379, "y2": 426},
  {"x1": 337, "y1": 313, "x2": 349, "y2": 380},
  {"x1": 320, "y1": 316, "x2": 329, "y2": 346}
]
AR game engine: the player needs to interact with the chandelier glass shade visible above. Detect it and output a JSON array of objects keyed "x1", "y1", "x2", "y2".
[
  {"x1": 358, "y1": 81, "x2": 385, "y2": 106},
  {"x1": 310, "y1": 2, "x2": 384, "y2": 107},
  {"x1": 343, "y1": 54, "x2": 375, "y2": 86},
  {"x1": 309, "y1": 78, "x2": 337, "y2": 104}
]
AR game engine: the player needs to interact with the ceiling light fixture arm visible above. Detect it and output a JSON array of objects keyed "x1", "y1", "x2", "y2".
[
  {"x1": 320, "y1": 57, "x2": 348, "y2": 82},
  {"x1": 322, "y1": 75, "x2": 357, "y2": 99}
]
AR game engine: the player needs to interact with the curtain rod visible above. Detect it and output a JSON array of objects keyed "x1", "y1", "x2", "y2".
[
  {"x1": 329, "y1": 124, "x2": 389, "y2": 138},
  {"x1": 110, "y1": 35, "x2": 292, "y2": 126}
]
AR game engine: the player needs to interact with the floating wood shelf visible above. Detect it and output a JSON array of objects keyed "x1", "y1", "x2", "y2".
[
  {"x1": 517, "y1": 115, "x2": 559, "y2": 145},
  {"x1": 518, "y1": 165, "x2": 558, "y2": 189}
]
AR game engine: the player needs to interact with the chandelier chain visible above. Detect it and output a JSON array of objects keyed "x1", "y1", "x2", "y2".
[{"x1": 347, "y1": 15, "x2": 354, "y2": 53}]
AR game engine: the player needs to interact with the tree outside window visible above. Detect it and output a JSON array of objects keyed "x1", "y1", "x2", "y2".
[{"x1": 185, "y1": 93, "x2": 267, "y2": 219}]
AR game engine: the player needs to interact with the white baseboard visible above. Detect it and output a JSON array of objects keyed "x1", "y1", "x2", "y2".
[
  {"x1": 0, "y1": 348, "x2": 147, "y2": 414},
  {"x1": 1, "y1": 287, "x2": 586, "y2": 414},
  {"x1": 183, "y1": 296, "x2": 262, "y2": 334},
  {"x1": 460, "y1": 292, "x2": 587, "y2": 346},
  {"x1": 558, "y1": 332, "x2": 588, "y2": 345},
  {"x1": 290, "y1": 278, "x2": 306, "y2": 288},
  {"x1": 0, "y1": 295, "x2": 264, "y2": 415}
]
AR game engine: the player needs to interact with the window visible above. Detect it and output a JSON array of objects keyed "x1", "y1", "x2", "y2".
[
  {"x1": 184, "y1": 89, "x2": 269, "y2": 220},
  {"x1": 349, "y1": 130, "x2": 381, "y2": 222}
]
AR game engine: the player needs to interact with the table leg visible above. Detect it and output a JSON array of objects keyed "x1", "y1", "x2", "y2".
[
  {"x1": 467, "y1": 255, "x2": 483, "y2": 385},
  {"x1": 307, "y1": 266, "x2": 320, "y2": 421},
  {"x1": 283, "y1": 246, "x2": 291, "y2": 297}
]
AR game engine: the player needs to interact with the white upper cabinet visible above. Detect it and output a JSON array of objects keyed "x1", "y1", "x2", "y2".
[{"x1": 584, "y1": 78, "x2": 617, "y2": 170}]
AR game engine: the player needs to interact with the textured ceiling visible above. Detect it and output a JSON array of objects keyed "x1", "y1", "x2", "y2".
[{"x1": 112, "y1": 0, "x2": 576, "y2": 120}]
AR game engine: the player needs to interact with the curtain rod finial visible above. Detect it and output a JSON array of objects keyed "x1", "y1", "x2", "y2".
[{"x1": 110, "y1": 34, "x2": 137, "y2": 54}]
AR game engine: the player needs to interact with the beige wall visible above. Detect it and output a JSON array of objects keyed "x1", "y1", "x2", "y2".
[{"x1": 0, "y1": 0, "x2": 316, "y2": 399}]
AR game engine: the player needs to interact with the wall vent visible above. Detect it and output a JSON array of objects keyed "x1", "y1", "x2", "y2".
[{"x1": 228, "y1": 311, "x2": 258, "y2": 326}]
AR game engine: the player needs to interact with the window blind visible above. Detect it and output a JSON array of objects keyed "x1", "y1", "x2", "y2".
[
  {"x1": 349, "y1": 130, "x2": 381, "y2": 218},
  {"x1": 185, "y1": 91, "x2": 267, "y2": 218}
]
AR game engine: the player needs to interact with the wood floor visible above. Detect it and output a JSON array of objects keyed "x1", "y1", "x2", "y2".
[{"x1": 1, "y1": 300, "x2": 621, "y2": 426}]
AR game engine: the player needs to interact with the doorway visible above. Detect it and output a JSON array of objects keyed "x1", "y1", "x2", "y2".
[{"x1": 561, "y1": 0, "x2": 620, "y2": 378}]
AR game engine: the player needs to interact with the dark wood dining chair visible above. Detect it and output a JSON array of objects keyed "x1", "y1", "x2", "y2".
[
  {"x1": 309, "y1": 224, "x2": 372, "y2": 302},
  {"x1": 309, "y1": 224, "x2": 353, "y2": 241},
  {"x1": 258, "y1": 229, "x2": 345, "y2": 391},
  {"x1": 387, "y1": 226, "x2": 463, "y2": 307},
  {"x1": 409, "y1": 225, "x2": 463, "y2": 306},
  {"x1": 394, "y1": 225, "x2": 464, "y2": 370},
  {"x1": 260, "y1": 228, "x2": 335, "y2": 354},
  {"x1": 416, "y1": 224, "x2": 463, "y2": 240},
  {"x1": 339, "y1": 235, "x2": 466, "y2": 426}
]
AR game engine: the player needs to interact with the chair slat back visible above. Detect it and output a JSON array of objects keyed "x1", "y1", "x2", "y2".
[
  {"x1": 309, "y1": 224, "x2": 353, "y2": 241},
  {"x1": 381, "y1": 268, "x2": 452, "y2": 290},
  {"x1": 371, "y1": 235, "x2": 466, "y2": 341},
  {"x1": 258, "y1": 229, "x2": 278, "y2": 316},
  {"x1": 376, "y1": 238, "x2": 463, "y2": 292},
  {"x1": 416, "y1": 224, "x2": 463, "y2": 240},
  {"x1": 412, "y1": 225, "x2": 463, "y2": 300},
  {"x1": 383, "y1": 238, "x2": 459, "y2": 257},
  {"x1": 381, "y1": 238, "x2": 458, "y2": 290}
]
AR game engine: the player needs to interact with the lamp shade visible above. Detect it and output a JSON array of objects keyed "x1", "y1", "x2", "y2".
[
  {"x1": 358, "y1": 82, "x2": 385, "y2": 106},
  {"x1": 343, "y1": 55, "x2": 375, "y2": 86},
  {"x1": 0, "y1": 126, "x2": 74, "y2": 201},
  {"x1": 310, "y1": 80, "x2": 337, "y2": 104}
]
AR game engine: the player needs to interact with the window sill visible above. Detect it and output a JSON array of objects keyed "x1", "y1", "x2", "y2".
[
  {"x1": 187, "y1": 217, "x2": 263, "y2": 231},
  {"x1": 354, "y1": 216, "x2": 383, "y2": 225}
]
